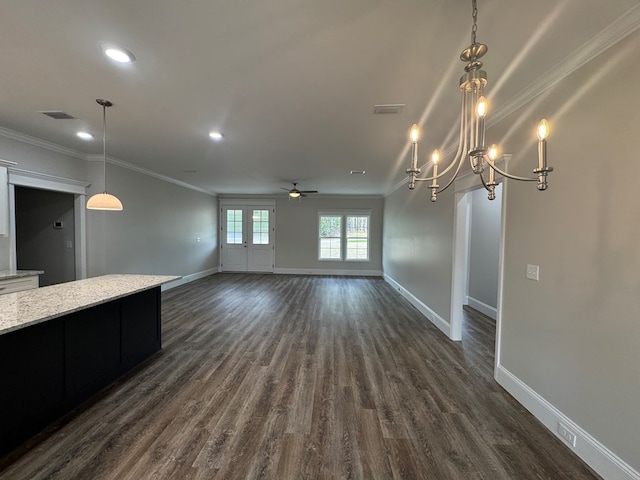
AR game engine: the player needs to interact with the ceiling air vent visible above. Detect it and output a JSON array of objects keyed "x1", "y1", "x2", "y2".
[
  {"x1": 373, "y1": 104, "x2": 405, "y2": 115},
  {"x1": 39, "y1": 110, "x2": 76, "y2": 120}
]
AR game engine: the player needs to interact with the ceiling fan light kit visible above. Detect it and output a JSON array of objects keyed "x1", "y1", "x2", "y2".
[
  {"x1": 405, "y1": 0, "x2": 553, "y2": 202},
  {"x1": 282, "y1": 182, "x2": 318, "y2": 201}
]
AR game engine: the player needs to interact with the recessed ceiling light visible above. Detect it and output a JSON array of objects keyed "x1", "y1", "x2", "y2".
[
  {"x1": 76, "y1": 131, "x2": 94, "y2": 141},
  {"x1": 350, "y1": 170, "x2": 366, "y2": 175},
  {"x1": 209, "y1": 131, "x2": 224, "y2": 141},
  {"x1": 100, "y1": 43, "x2": 135, "y2": 64}
]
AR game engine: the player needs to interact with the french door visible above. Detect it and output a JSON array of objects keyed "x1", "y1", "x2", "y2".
[{"x1": 221, "y1": 204, "x2": 274, "y2": 272}]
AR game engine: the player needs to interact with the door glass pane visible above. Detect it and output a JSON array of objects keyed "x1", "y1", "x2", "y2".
[
  {"x1": 226, "y1": 209, "x2": 243, "y2": 244},
  {"x1": 252, "y1": 209, "x2": 269, "y2": 245}
]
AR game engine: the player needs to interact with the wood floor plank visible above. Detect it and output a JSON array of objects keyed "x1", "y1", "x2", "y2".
[{"x1": 0, "y1": 274, "x2": 603, "y2": 480}]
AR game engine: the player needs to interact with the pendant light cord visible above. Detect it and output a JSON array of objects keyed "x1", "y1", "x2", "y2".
[{"x1": 102, "y1": 102, "x2": 107, "y2": 193}]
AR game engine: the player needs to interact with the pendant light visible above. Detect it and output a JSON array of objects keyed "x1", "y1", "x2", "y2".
[{"x1": 86, "y1": 99, "x2": 123, "y2": 211}]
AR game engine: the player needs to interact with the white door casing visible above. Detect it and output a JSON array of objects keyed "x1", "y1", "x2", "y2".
[{"x1": 220, "y1": 200, "x2": 275, "y2": 273}]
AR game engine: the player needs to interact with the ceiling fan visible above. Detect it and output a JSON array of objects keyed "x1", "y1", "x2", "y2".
[{"x1": 281, "y1": 182, "x2": 318, "y2": 198}]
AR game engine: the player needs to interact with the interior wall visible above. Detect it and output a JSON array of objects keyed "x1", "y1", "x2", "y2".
[
  {"x1": 15, "y1": 186, "x2": 76, "y2": 286},
  {"x1": 0, "y1": 133, "x2": 218, "y2": 280},
  {"x1": 382, "y1": 184, "x2": 455, "y2": 323},
  {"x1": 220, "y1": 195, "x2": 383, "y2": 273},
  {"x1": 467, "y1": 185, "x2": 501, "y2": 311},
  {"x1": 382, "y1": 28, "x2": 640, "y2": 474},
  {"x1": 0, "y1": 135, "x2": 87, "y2": 269},
  {"x1": 493, "y1": 30, "x2": 640, "y2": 471},
  {"x1": 275, "y1": 195, "x2": 383, "y2": 273},
  {"x1": 87, "y1": 161, "x2": 218, "y2": 277}
]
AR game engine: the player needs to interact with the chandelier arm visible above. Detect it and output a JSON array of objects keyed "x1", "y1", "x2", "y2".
[
  {"x1": 435, "y1": 143, "x2": 468, "y2": 194},
  {"x1": 487, "y1": 159, "x2": 537, "y2": 182},
  {"x1": 414, "y1": 92, "x2": 468, "y2": 182}
]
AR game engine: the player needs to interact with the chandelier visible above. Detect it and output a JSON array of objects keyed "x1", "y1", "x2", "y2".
[{"x1": 405, "y1": 0, "x2": 553, "y2": 202}]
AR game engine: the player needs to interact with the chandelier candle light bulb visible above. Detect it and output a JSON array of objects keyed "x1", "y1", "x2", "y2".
[{"x1": 406, "y1": 124, "x2": 422, "y2": 189}]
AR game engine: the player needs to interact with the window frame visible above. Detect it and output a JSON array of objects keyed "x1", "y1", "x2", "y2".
[{"x1": 318, "y1": 210, "x2": 371, "y2": 262}]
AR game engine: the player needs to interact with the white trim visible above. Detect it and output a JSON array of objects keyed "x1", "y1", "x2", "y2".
[
  {"x1": 87, "y1": 155, "x2": 215, "y2": 196},
  {"x1": 383, "y1": 273, "x2": 451, "y2": 338},
  {"x1": 496, "y1": 365, "x2": 640, "y2": 480},
  {"x1": 0, "y1": 167, "x2": 8, "y2": 237},
  {"x1": 161, "y1": 267, "x2": 220, "y2": 291},
  {"x1": 489, "y1": 4, "x2": 640, "y2": 129},
  {"x1": 275, "y1": 268, "x2": 381, "y2": 277},
  {"x1": 7, "y1": 170, "x2": 88, "y2": 278},
  {"x1": 466, "y1": 296, "x2": 497, "y2": 320},
  {"x1": 74, "y1": 195, "x2": 87, "y2": 279},
  {"x1": 8, "y1": 168, "x2": 89, "y2": 194},
  {"x1": 0, "y1": 126, "x2": 87, "y2": 160},
  {"x1": 219, "y1": 198, "x2": 276, "y2": 206}
]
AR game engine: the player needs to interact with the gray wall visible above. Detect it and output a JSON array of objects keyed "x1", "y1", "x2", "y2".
[
  {"x1": 0, "y1": 134, "x2": 218, "y2": 279},
  {"x1": 382, "y1": 28, "x2": 640, "y2": 472},
  {"x1": 220, "y1": 195, "x2": 383, "y2": 273},
  {"x1": 383, "y1": 184, "x2": 455, "y2": 321},
  {"x1": 15, "y1": 186, "x2": 76, "y2": 286},
  {"x1": 0, "y1": 135, "x2": 87, "y2": 269},
  {"x1": 86, "y1": 161, "x2": 218, "y2": 277},
  {"x1": 467, "y1": 185, "x2": 501, "y2": 310},
  {"x1": 276, "y1": 195, "x2": 383, "y2": 272}
]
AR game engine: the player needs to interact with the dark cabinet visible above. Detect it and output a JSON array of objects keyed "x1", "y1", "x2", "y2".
[
  {"x1": 0, "y1": 319, "x2": 65, "y2": 455},
  {"x1": 0, "y1": 287, "x2": 161, "y2": 457}
]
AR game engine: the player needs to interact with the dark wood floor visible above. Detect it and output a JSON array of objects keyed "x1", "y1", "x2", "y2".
[{"x1": 0, "y1": 274, "x2": 601, "y2": 479}]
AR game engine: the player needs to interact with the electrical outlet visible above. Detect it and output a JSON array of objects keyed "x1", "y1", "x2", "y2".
[
  {"x1": 526, "y1": 264, "x2": 540, "y2": 281},
  {"x1": 557, "y1": 422, "x2": 577, "y2": 447}
]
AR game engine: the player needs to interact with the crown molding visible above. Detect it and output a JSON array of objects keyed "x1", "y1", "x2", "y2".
[
  {"x1": 86, "y1": 154, "x2": 216, "y2": 196},
  {"x1": 0, "y1": 126, "x2": 87, "y2": 160},
  {"x1": 489, "y1": 3, "x2": 640, "y2": 127},
  {"x1": 385, "y1": 3, "x2": 640, "y2": 197}
]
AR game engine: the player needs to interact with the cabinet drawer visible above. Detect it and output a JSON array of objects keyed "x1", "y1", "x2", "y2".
[{"x1": 0, "y1": 276, "x2": 39, "y2": 295}]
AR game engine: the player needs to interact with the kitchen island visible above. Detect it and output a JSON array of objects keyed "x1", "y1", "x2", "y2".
[{"x1": 0, "y1": 274, "x2": 180, "y2": 456}]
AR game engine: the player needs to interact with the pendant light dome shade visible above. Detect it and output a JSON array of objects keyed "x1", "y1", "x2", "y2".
[
  {"x1": 86, "y1": 192, "x2": 123, "y2": 210},
  {"x1": 87, "y1": 99, "x2": 123, "y2": 211}
]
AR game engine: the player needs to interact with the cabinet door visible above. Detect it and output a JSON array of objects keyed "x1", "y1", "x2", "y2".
[
  {"x1": 0, "y1": 319, "x2": 65, "y2": 455},
  {"x1": 121, "y1": 287, "x2": 161, "y2": 371},
  {"x1": 64, "y1": 301, "x2": 121, "y2": 404}
]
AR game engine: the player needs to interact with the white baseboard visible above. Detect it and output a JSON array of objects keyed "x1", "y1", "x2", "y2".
[
  {"x1": 466, "y1": 296, "x2": 497, "y2": 320},
  {"x1": 383, "y1": 273, "x2": 451, "y2": 338},
  {"x1": 496, "y1": 365, "x2": 640, "y2": 480},
  {"x1": 273, "y1": 268, "x2": 382, "y2": 277},
  {"x1": 161, "y1": 267, "x2": 219, "y2": 291}
]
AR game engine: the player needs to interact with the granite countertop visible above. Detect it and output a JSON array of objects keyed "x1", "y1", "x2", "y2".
[
  {"x1": 0, "y1": 274, "x2": 181, "y2": 336},
  {"x1": 0, "y1": 270, "x2": 45, "y2": 280}
]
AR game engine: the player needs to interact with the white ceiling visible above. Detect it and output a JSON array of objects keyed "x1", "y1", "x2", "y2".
[{"x1": 1, "y1": 0, "x2": 638, "y2": 196}]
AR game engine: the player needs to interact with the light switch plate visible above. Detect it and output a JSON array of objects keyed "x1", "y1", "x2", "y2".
[{"x1": 526, "y1": 264, "x2": 539, "y2": 281}]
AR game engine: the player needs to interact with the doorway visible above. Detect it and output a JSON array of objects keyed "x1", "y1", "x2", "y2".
[
  {"x1": 221, "y1": 203, "x2": 275, "y2": 272},
  {"x1": 15, "y1": 186, "x2": 76, "y2": 286},
  {"x1": 450, "y1": 170, "x2": 506, "y2": 353}
]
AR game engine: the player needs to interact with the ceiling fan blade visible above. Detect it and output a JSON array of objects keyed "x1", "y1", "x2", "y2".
[
  {"x1": 280, "y1": 187, "x2": 291, "y2": 191},
  {"x1": 300, "y1": 190, "x2": 318, "y2": 193},
  {"x1": 300, "y1": 193, "x2": 307, "y2": 197}
]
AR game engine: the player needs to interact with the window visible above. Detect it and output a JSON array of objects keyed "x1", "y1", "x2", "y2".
[
  {"x1": 346, "y1": 215, "x2": 369, "y2": 260},
  {"x1": 319, "y1": 215, "x2": 342, "y2": 259},
  {"x1": 252, "y1": 209, "x2": 270, "y2": 245},
  {"x1": 318, "y1": 212, "x2": 370, "y2": 261}
]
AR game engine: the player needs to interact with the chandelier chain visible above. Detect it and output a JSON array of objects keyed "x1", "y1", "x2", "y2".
[{"x1": 471, "y1": 0, "x2": 478, "y2": 45}]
